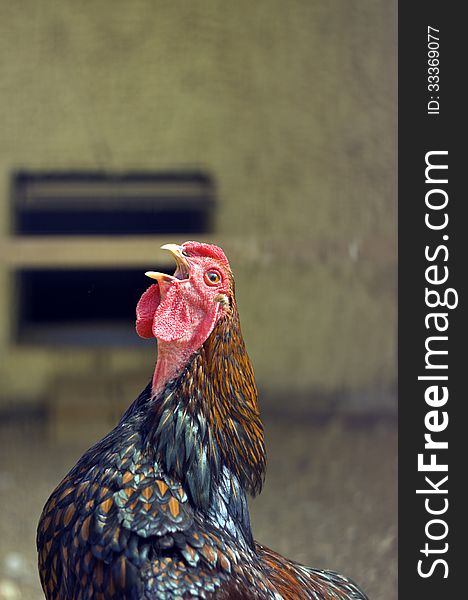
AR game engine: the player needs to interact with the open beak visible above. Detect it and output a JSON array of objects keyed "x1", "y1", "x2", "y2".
[{"x1": 145, "y1": 244, "x2": 191, "y2": 282}]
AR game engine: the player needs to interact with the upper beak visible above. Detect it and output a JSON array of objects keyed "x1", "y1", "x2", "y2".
[{"x1": 145, "y1": 244, "x2": 191, "y2": 282}]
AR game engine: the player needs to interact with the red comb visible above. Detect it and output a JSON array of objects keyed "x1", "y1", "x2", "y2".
[{"x1": 181, "y1": 241, "x2": 230, "y2": 268}]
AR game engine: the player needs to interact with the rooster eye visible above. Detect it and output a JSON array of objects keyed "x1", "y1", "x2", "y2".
[{"x1": 205, "y1": 270, "x2": 221, "y2": 285}]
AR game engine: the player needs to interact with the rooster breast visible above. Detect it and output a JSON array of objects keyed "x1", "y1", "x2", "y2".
[{"x1": 37, "y1": 391, "x2": 279, "y2": 600}]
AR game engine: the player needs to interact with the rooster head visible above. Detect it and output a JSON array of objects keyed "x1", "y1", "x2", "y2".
[{"x1": 136, "y1": 241, "x2": 234, "y2": 349}]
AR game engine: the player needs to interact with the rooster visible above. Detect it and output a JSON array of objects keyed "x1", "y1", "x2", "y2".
[{"x1": 37, "y1": 241, "x2": 367, "y2": 599}]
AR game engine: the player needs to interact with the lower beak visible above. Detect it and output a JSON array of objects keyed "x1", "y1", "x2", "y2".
[
  {"x1": 145, "y1": 244, "x2": 190, "y2": 282},
  {"x1": 145, "y1": 271, "x2": 174, "y2": 282}
]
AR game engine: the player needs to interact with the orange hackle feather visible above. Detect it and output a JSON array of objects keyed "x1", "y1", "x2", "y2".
[{"x1": 184, "y1": 289, "x2": 264, "y2": 481}]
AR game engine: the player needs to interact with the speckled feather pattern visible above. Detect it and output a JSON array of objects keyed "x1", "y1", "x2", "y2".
[
  {"x1": 37, "y1": 381, "x2": 276, "y2": 598},
  {"x1": 37, "y1": 298, "x2": 368, "y2": 599}
]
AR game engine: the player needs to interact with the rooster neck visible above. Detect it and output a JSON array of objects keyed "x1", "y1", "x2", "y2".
[{"x1": 148, "y1": 306, "x2": 266, "y2": 512}]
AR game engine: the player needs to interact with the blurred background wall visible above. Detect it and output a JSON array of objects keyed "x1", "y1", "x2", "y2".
[{"x1": 0, "y1": 0, "x2": 396, "y2": 418}]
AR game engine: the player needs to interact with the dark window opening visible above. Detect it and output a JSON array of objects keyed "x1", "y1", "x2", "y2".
[
  {"x1": 16, "y1": 268, "x2": 161, "y2": 346},
  {"x1": 12, "y1": 171, "x2": 215, "y2": 235}
]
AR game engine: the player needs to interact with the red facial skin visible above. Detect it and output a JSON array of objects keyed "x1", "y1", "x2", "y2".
[{"x1": 136, "y1": 241, "x2": 233, "y2": 396}]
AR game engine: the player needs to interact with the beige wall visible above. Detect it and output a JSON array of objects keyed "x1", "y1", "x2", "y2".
[{"x1": 0, "y1": 1, "x2": 396, "y2": 411}]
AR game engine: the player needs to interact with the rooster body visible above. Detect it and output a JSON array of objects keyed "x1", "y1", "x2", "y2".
[{"x1": 37, "y1": 242, "x2": 367, "y2": 599}]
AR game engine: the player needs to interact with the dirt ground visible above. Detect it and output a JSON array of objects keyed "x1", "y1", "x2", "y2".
[{"x1": 0, "y1": 416, "x2": 396, "y2": 600}]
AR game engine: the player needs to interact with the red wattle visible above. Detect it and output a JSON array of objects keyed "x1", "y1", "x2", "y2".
[
  {"x1": 152, "y1": 284, "x2": 192, "y2": 342},
  {"x1": 136, "y1": 284, "x2": 161, "y2": 338}
]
